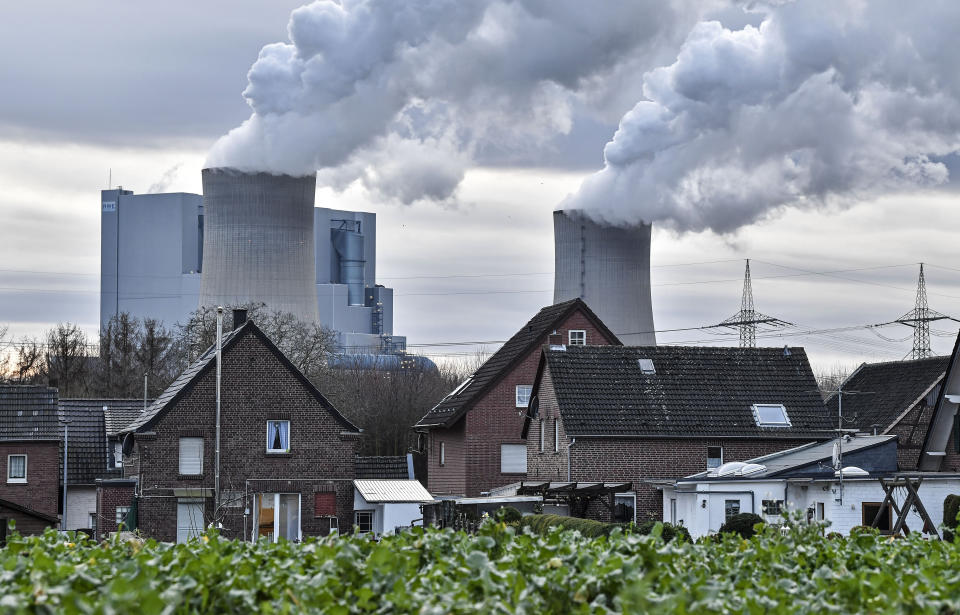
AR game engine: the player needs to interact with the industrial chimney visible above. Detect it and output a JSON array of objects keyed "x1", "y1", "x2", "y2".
[
  {"x1": 199, "y1": 168, "x2": 319, "y2": 323},
  {"x1": 553, "y1": 209, "x2": 656, "y2": 345}
]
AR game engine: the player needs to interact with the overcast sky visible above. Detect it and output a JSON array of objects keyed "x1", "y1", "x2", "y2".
[{"x1": 2, "y1": 1, "x2": 960, "y2": 373}]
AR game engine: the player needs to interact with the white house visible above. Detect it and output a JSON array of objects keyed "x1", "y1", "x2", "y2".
[
  {"x1": 353, "y1": 479, "x2": 436, "y2": 537},
  {"x1": 661, "y1": 435, "x2": 960, "y2": 538}
]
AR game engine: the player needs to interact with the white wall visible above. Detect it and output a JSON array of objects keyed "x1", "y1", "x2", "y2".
[
  {"x1": 66, "y1": 487, "x2": 97, "y2": 530},
  {"x1": 353, "y1": 489, "x2": 426, "y2": 537}
]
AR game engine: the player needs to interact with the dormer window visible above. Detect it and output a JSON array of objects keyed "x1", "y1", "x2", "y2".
[{"x1": 752, "y1": 404, "x2": 791, "y2": 427}]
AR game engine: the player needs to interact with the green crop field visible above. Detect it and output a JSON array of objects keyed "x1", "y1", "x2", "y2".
[{"x1": 1, "y1": 520, "x2": 958, "y2": 614}]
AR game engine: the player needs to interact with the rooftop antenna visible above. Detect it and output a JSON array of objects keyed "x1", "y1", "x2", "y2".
[
  {"x1": 713, "y1": 259, "x2": 791, "y2": 347},
  {"x1": 890, "y1": 264, "x2": 958, "y2": 359}
]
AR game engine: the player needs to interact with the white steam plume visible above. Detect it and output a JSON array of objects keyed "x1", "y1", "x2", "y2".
[
  {"x1": 565, "y1": 1, "x2": 960, "y2": 232},
  {"x1": 205, "y1": 0, "x2": 704, "y2": 203}
]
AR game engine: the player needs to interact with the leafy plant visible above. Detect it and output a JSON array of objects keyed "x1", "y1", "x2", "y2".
[
  {"x1": 718, "y1": 512, "x2": 765, "y2": 538},
  {"x1": 944, "y1": 494, "x2": 960, "y2": 542}
]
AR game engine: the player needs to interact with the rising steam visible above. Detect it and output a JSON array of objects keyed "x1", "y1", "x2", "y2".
[{"x1": 208, "y1": 1, "x2": 960, "y2": 231}]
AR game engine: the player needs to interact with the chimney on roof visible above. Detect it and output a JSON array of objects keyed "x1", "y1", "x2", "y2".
[{"x1": 232, "y1": 308, "x2": 248, "y2": 330}]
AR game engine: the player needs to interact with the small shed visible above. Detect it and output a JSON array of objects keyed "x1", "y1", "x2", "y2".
[{"x1": 353, "y1": 479, "x2": 436, "y2": 537}]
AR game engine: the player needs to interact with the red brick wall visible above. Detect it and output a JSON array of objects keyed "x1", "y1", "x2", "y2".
[
  {"x1": 0, "y1": 501, "x2": 55, "y2": 536},
  {"x1": 427, "y1": 309, "x2": 618, "y2": 498},
  {"x1": 126, "y1": 330, "x2": 359, "y2": 541},
  {"x1": 0, "y1": 441, "x2": 59, "y2": 517},
  {"x1": 426, "y1": 418, "x2": 466, "y2": 496},
  {"x1": 95, "y1": 483, "x2": 135, "y2": 540}
]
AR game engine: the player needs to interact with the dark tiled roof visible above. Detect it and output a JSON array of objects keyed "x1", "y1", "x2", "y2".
[
  {"x1": 541, "y1": 345, "x2": 832, "y2": 439},
  {"x1": 415, "y1": 299, "x2": 619, "y2": 428},
  {"x1": 826, "y1": 356, "x2": 949, "y2": 432},
  {"x1": 0, "y1": 385, "x2": 60, "y2": 440},
  {"x1": 123, "y1": 321, "x2": 359, "y2": 434},
  {"x1": 356, "y1": 456, "x2": 410, "y2": 479},
  {"x1": 97, "y1": 400, "x2": 152, "y2": 437},
  {"x1": 58, "y1": 400, "x2": 110, "y2": 485}
]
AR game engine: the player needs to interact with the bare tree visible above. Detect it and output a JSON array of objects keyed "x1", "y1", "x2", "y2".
[
  {"x1": 45, "y1": 323, "x2": 90, "y2": 396},
  {"x1": 815, "y1": 362, "x2": 859, "y2": 399}
]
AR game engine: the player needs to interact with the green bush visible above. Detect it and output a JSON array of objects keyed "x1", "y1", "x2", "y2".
[
  {"x1": 944, "y1": 495, "x2": 960, "y2": 542},
  {"x1": 719, "y1": 513, "x2": 765, "y2": 539},
  {"x1": 494, "y1": 506, "x2": 523, "y2": 524},
  {"x1": 635, "y1": 520, "x2": 691, "y2": 542},
  {"x1": 518, "y1": 514, "x2": 620, "y2": 537}
]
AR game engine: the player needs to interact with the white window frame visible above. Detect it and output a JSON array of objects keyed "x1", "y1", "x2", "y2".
[
  {"x1": 707, "y1": 446, "x2": 723, "y2": 470},
  {"x1": 568, "y1": 330, "x2": 586, "y2": 346},
  {"x1": 553, "y1": 419, "x2": 560, "y2": 453},
  {"x1": 254, "y1": 493, "x2": 302, "y2": 543},
  {"x1": 116, "y1": 506, "x2": 130, "y2": 526},
  {"x1": 266, "y1": 420, "x2": 291, "y2": 453},
  {"x1": 751, "y1": 404, "x2": 791, "y2": 427},
  {"x1": 515, "y1": 385, "x2": 532, "y2": 408},
  {"x1": 7, "y1": 454, "x2": 27, "y2": 483},
  {"x1": 439, "y1": 441, "x2": 445, "y2": 466},
  {"x1": 615, "y1": 493, "x2": 637, "y2": 523},
  {"x1": 539, "y1": 419, "x2": 544, "y2": 453},
  {"x1": 500, "y1": 444, "x2": 527, "y2": 474},
  {"x1": 178, "y1": 437, "x2": 204, "y2": 475},
  {"x1": 177, "y1": 498, "x2": 206, "y2": 544},
  {"x1": 89, "y1": 513, "x2": 98, "y2": 532},
  {"x1": 355, "y1": 510, "x2": 374, "y2": 534},
  {"x1": 113, "y1": 441, "x2": 123, "y2": 469},
  {"x1": 724, "y1": 499, "x2": 741, "y2": 521},
  {"x1": 670, "y1": 498, "x2": 677, "y2": 524}
]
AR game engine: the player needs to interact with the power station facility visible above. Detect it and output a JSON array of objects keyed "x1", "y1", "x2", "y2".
[{"x1": 100, "y1": 170, "x2": 404, "y2": 355}]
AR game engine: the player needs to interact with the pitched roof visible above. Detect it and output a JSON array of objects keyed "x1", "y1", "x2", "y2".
[
  {"x1": 0, "y1": 385, "x2": 60, "y2": 440},
  {"x1": 353, "y1": 479, "x2": 435, "y2": 503},
  {"x1": 97, "y1": 400, "x2": 151, "y2": 437},
  {"x1": 826, "y1": 356, "x2": 949, "y2": 432},
  {"x1": 534, "y1": 345, "x2": 832, "y2": 439},
  {"x1": 58, "y1": 400, "x2": 111, "y2": 485},
  {"x1": 415, "y1": 299, "x2": 620, "y2": 429},
  {"x1": 0, "y1": 497, "x2": 59, "y2": 524},
  {"x1": 356, "y1": 456, "x2": 410, "y2": 479},
  {"x1": 123, "y1": 320, "x2": 359, "y2": 434}
]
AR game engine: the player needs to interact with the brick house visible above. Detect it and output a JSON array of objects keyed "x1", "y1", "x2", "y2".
[
  {"x1": 415, "y1": 299, "x2": 620, "y2": 497},
  {"x1": 0, "y1": 386, "x2": 61, "y2": 535},
  {"x1": 120, "y1": 315, "x2": 362, "y2": 542},
  {"x1": 520, "y1": 345, "x2": 834, "y2": 520}
]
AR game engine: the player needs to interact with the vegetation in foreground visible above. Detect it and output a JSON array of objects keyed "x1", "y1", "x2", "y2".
[{"x1": 2, "y1": 518, "x2": 959, "y2": 614}]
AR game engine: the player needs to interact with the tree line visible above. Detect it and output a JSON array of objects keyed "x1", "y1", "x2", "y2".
[{"x1": 0, "y1": 307, "x2": 470, "y2": 456}]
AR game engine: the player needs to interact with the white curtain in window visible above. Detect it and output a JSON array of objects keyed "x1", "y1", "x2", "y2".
[
  {"x1": 268, "y1": 421, "x2": 290, "y2": 451},
  {"x1": 8, "y1": 455, "x2": 25, "y2": 478},
  {"x1": 179, "y1": 438, "x2": 203, "y2": 474}
]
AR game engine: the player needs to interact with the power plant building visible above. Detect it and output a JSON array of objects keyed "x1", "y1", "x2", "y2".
[
  {"x1": 99, "y1": 179, "x2": 402, "y2": 354},
  {"x1": 553, "y1": 209, "x2": 656, "y2": 345}
]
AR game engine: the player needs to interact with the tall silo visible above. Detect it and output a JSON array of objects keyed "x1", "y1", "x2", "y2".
[
  {"x1": 553, "y1": 209, "x2": 656, "y2": 345},
  {"x1": 199, "y1": 168, "x2": 319, "y2": 323}
]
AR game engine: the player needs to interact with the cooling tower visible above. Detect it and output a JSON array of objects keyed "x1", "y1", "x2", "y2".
[
  {"x1": 553, "y1": 210, "x2": 656, "y2": 345},
  {"x1": 199, "y1": 168, "x2": 319, "y2": 323}
]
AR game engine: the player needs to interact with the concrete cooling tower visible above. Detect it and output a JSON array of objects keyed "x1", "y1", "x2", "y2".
[
  {"x1": 199, "y1": 168, "x2": 319, "y2": 323},
  {"x1": 553, "y1": 210, "x2": 656, "y2": 345}
]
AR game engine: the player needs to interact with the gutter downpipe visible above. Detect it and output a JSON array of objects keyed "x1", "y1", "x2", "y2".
[
  {"x1": 215, "y1": 307, "x2": 223, "y2": 526},
  {"x1": 567, "y1": 438, "x2": 576, "y2": 482}
]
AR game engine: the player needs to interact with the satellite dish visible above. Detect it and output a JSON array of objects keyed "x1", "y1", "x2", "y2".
[
  {"x1": 716, "y1": 462, "x2": 746, "y2": 477},
  {"x1": 835, "y1": 466, "x2": 869, "y2": 477}
]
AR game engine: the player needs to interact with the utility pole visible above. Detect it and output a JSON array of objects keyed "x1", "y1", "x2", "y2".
[
  {"x1": 714, "y1": 259, "x2": 791, "y2": 347},
  {"x1": 215, "y1": 307, "x2": 223, "y2": 523},
  {"x1": 60, "y1": 418, "x2": 72, "y2": 531},
  {"x1": 891, "y1": 264, "x2": 957, "y2": 359}
]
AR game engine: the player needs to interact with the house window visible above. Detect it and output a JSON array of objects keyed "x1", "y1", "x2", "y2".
[
  {"x1": 113, "y1": 441, "x2": 123, "y2": 468},
  {"x1": 266, "y1": 420, "x2": 291, "y2": 453},
  {"x1": 439, "y1": 441, "x2": 445, "y2": 466},
  {"x1": 707, "y1": 446, "x2": 723, "y2": 469},
  {"x1": 7, "y1": 454, "x2": 26, "y2": 483},
  {"x1": 751, "y1": 404, "x2": 791, "y2": 427},
  {"x1": 178, "y1": 437, "x2": 203, "y2": 475},
  {"x1": 568, "y1": 330, "x2": 586, "y2": 345},
  {"x1": 355, "y1": 510, "x2": 374, "y2": 534},
  {"x1": 255, "y1": 493, "x2": 301, "y2": 542},
  {"x1": 554, "y1": 419, "x2": 560, "y2": 453},
  {"x1": 88, "y1": 513, "x2": 97, "y2": 533},
  {"x1": 862, "y1": 502, "x2": 892, "y2": 531},
  {"x1": 315, "y1": 492, "x2": 337, "y2": 517},
  {"x1": 116, "y1": 506, "x2": 130, "y2": 527},
  {"x1": 539, "y1": 419, "x2": 545, "y2": 453},
  {"x1": 500, "y1": 444, "x2": 527, "y2": 474},
  {"x1": 177, "y1": 498, "x2": 205, "y2": 543},
  {"x1": 515, "y1": 385, "x2": 532, "y2": 408},
  {"x1": 816, "y1": 502, "x2": 825, "y2": 521},
  {"x1": 614, "y1": 494, "x2": 636, "y2": 523},
  {"x1": 762, "y1": 500, "x2": 784, "y2": 516},
  {"x1": 724, "y1": 500, "x2": 740, "y2": 521},
  {"x1": 670, "y1": 498, "x2": 677, "y2": 524}
]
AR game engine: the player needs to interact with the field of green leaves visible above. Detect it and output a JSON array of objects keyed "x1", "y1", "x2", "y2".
[{"x1": 2, "y1": 519, "x2": 959, "y2": 614}]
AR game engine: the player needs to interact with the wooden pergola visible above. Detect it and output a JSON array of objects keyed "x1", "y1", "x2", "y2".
[
  {"x1": 516, "y1": 481, "x2": 633, "y2": 519},
  {"x1": 869, "y1": 476, "x2": 940, "y2": 539}
]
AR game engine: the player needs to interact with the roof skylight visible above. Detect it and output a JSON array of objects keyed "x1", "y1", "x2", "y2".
[
  {"x1": 638, "y1": 358, "x2": 655, "y2": 374},
  {"x1": 751, "y1": 403, "x2": 791, "y2": 427}
]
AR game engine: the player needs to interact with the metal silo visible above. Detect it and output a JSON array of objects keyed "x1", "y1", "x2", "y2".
[
  {"x1": 553, "y1": 209, "x2": 656, "y2": 345},
  {"x1": 199, "y1": 168, "x2": 319, "y2": 323}
]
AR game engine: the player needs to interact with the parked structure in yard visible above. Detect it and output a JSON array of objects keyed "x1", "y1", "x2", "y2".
[
  {"x1": 826, "y1": 356, "x2": 952, "y2": 470},
  {"x1": 662, "y1": 435, "x2": 960, "y2": 538},
  {"x1": 520, "y1": 345, "x2": 835, "y2": 520},
  {"x1": 119, "y1": 314, "x2": 363, "y2": 543},
  {"x1": 352, "y1": 479, "x2": 435, "y2": 537},
  {"x1": 0, "y1": 386, "x2": 61, "y2": 535},
  {"x1": 415, "y1": 299, "x2": 620, "y2": 498}
]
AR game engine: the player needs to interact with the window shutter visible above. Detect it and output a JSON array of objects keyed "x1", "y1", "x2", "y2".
[
  {"x1": 500, "y1": 444, "x2": 527, "y2": 473},
  {"x1": 179, "y1": 437, "x2": 203, "y2": 475},
  {"x1": 315, "y1": 492, "x2": 337, "y2": 517}
]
